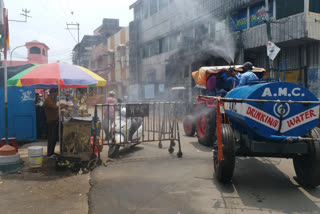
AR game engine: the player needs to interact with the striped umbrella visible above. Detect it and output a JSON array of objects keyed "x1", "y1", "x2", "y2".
[{"x1": 7, "y1": 63, "x2": 106, "y2": 88}]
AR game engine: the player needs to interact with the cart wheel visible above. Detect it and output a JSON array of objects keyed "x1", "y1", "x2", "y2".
[
  {"x1": 196, "y1": 109, "x2": 216, "y2": 147},
  {"x1": 293, "y1": 127, "x2": 320, "y2": 188},
  {"x1": 158, "y1": 142, "x2": 163, "y2": 149},
  {"x1": 108, "y1": 144, "x2": 120, "y2": 158},
  {"x1": 96, "y1": 158, "x2": 102, "y2": 166},
  {"x1": 168, "y1": 147, "x2": 174, "y2": 154},
  {"x1": 213, "y1": 124, "x2": 235, "y2": 184},
  {"x1": 170, "y1": 140, "x2": 176, "y2": 147},
  {"x1": 177, "y1": 152, "x2": 183, "y2": 158},
  {"x1": 183, "y1": 115, "x2": 196, "y2": 136},
  {"x1": 87, "y1": 159, "x2": 96, "y2": 171}
]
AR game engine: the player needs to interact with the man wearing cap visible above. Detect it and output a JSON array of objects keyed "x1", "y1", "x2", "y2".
[
  {"x1": 238, "y1": 62, "x2": 258, "y2": 87},
  {"x1": 44, "y1": 88, "x2": 67, "y2": 158}
]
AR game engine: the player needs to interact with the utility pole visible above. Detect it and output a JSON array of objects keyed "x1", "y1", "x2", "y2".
[
  {"x1": 9, "y1": 8, "x2": 31, "y2": 22},
  {"x1": 265, "y1": 0, "x2": 273, "y2": 78},
  {"x1": 66, "y1": 22, "x2": 80, "y2": 65}
]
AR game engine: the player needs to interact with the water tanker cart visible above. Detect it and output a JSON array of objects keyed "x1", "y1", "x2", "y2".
[
  {"x1": 183, "y1": 66, "x2": 266, "y2": 146},
  {"x1": 211, "y1": 81, "x2": 320, "y2": 187}
]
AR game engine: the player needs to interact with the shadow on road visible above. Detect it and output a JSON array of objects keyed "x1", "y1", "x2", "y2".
[
  {"x1": 213, "y1": 177, "x2": 236, "y2": 194},
  {"x1": 189, "y1": 141, "x2": 212, "y2": 152},
  {"x1": 214, "y1": 157, "x2": 320, "y2": 213},
  {"x1": 2, "y1": 158, "x2": 75, "y2": 182},
  {"x1": 117, "y1": 146, "x2": 144, "y2": 159}
]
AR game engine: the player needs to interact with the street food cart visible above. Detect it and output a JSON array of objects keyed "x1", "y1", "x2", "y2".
[{"x1": 7, "y1": 63, "x2": 106, "y2": 164}]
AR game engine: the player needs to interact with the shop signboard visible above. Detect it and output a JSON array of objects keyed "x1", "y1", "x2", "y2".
[
  {"x1": 250, "y1": 1, "x2": 274, "y2": 27},
  {"x1": 231, "y1": 9, "x2": 247, "y2": 31}
]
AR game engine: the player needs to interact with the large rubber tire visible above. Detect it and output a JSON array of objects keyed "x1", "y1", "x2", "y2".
[
  {"x1": 108, "y1": 144, "x2": 120, "y2": 158},
  {"x1": 293, "y1": 127, "x2": 320, "y2": 188},
  {"x1": 196, "y1": 109, "x2": 216, "y2": 146},
  {"x1": 183, "y1": 115, "x2": 196, "y2": 136},
  {"x1": 213, "y1": 124, "x2": 236, "y2": 183}
]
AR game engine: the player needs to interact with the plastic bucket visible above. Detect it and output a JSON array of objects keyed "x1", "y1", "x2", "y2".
[{"x1": 28, "y1": 146, "x2": 43, "y2": 168}]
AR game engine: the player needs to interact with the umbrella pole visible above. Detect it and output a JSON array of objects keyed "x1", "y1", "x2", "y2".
[
  {"x1": 3, "y1": 12, "x2": 8, "y2": 145},
  {"x1": 86, "y1": 87, "x2": 89, "y2": 112},
  {"x1": 4, "y1": 48, "x2": 8, "y2": 144},
  {"x1": 58, "y1": 83, "x2": 61, "y2": 154}
]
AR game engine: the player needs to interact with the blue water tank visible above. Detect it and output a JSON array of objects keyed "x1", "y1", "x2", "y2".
[
  {"x1": 0, "y1": 87, "x2": 37, "y2": 142},
  {"x1": 225, "y1": 82, "x2": 319, "y2": 138}
]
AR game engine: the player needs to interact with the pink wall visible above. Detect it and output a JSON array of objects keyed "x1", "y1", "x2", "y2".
[
  {"x1": 2, "y1": 41, "x2": 50, "y2": 66},
  {"x1": 25, "y1": 41, "x2": 49, "y2": 64}
]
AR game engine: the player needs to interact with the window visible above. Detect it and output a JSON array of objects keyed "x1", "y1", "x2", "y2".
[
  {"x1": 209, "y1": 22, "x2": 216, "y2": 36},
  {"x1": 149, "y1": 40, "x2": 160, "y2": 56},
  {"x1": 134, "y1": 6, "x2": 142, "y2": 20},
  {"x1": 143, "y1": 1, "x2": 149, "y2": 19},
  {"x1": 310, "y1": 0, "x2": 320, "y2": 13},
  {"x1": 159, "y1": 37, "x2": 169, "y2": 53},
  {"x1": 183, "y1": 28, "x2": 194, "y2": 41},
  {"x1": 143, "y1": 44, "x2": 150, "y2": 58},
  {"x1": 276, "y1": 0, "x2": 304, "y2": 19},
  {"x1": 97, "y1": 58, "x2": 103, "y2": 68},
  {"x1": 42, "y1": 49, "x2": 46, "y2": 56},
  {"x1": 150, "y1": 0, "x2": 158, "y2": 16},
  {"x1": 169, "y1": 33, "x2": 180, "y2": 50},
  {"x1": 30, "y1": 46, "x2": 41, "y2": 54},
  {"x1": 159, "y1": 0, "x2": 168, "y2": 10},
  {"x1": 195, "y1": 24, "x2": 209, "y2": 40},
  {"x1": 184, "y1": 65, "x2": 189, "y2": 78},
  {"x1": 146, "y1": 70, "x2": 156, "y2": 82}
]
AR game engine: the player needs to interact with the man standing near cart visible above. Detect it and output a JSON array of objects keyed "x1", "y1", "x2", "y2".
[
  {"x1": 44, "y1": 88, "x2": 67, "y2": 158},
  {"x1": 103, "y1": 91, "x2": 118, "y2": 140}
]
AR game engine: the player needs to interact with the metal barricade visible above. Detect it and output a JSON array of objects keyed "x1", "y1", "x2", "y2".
[{"x1": 92, "y1": 102, "x2": 183, "y2": 159}]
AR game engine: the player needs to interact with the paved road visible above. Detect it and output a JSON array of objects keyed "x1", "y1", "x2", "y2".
[{"x1": 89, "y1": 135, "x2": 320, "y2": 214}]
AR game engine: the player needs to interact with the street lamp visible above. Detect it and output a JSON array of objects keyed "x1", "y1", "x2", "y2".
[{"x1": 10, "y1": 44, "x2": 26, "y2": 66}]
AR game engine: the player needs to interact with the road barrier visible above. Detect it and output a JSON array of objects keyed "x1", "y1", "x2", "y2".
[{"x1": 92, "y1": 102, "x2": 183, "y2": 159}]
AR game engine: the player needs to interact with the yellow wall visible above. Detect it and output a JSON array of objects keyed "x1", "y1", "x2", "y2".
[{"x1": 266, "y1": 69, "x2": 304, "y2": 83}]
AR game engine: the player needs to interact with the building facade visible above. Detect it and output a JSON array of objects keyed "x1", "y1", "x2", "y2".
[
  {"x1": 89, "y1": 27, "x2": 130, "y2": 100},
  {"x1": 129, "y1": 0, "x2": 320, "y2": 99},
  {"x1": 72, "y1": 19, "x2": 122, "y2": 68}
]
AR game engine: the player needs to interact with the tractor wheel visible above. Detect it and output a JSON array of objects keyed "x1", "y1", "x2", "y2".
[
  {"x1": 183, "y1": 115, "x2": 196, "y2": 136},
  {"x1": 196, "y1": 110, "x2": 216, "y2": 146},
  {"x1": 108, "y1": 144, "x2": 120, "y2": 158},
  {"x1": 213, "y1": 124, "x2": 236, "y2": 184},
  {"x1": 293, "y1": 127, "x2": 320, "y2": 188}
]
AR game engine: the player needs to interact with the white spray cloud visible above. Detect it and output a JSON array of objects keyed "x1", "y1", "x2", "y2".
[{"x1": 168, "y1": 0, "x2": 237, "y2": 64}]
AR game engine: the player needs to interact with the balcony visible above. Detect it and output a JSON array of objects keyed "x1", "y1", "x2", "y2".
[
  {"x1": 242, "y1": 13, "x2": 310, "y2": 49},
  {"x1": 306, "y1": 12, "x2": 320, "y2": 40}
]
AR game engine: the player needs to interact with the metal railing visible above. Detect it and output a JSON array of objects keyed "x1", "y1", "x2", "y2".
[{"x1": 92, "y1": 102, "x2": 184, "y2": 158}]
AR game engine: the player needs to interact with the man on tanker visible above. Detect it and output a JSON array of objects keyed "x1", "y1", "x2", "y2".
[{"x1": 237, "y1": 62, "x2": 258, "y2": 87}]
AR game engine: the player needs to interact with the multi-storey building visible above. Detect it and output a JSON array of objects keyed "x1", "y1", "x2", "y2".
[
  {"x1": 129, "y1": 0, "x2": 320, "y2": 99},
  {"x1": 72, "y1": 19, "x2": 122, "y2": 68},
  {"x1": 89, "y1": 27, "x2": 130, "y2": 100}
]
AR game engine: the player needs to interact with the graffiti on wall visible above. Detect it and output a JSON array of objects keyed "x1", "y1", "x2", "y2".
[{"x1": 19, "y1": 90, "x2": 34, "y2": 102}]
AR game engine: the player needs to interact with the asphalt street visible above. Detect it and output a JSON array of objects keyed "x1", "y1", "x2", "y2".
[{"x1": 89, "y1": 134, "x2": 320, "y2": 214}]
